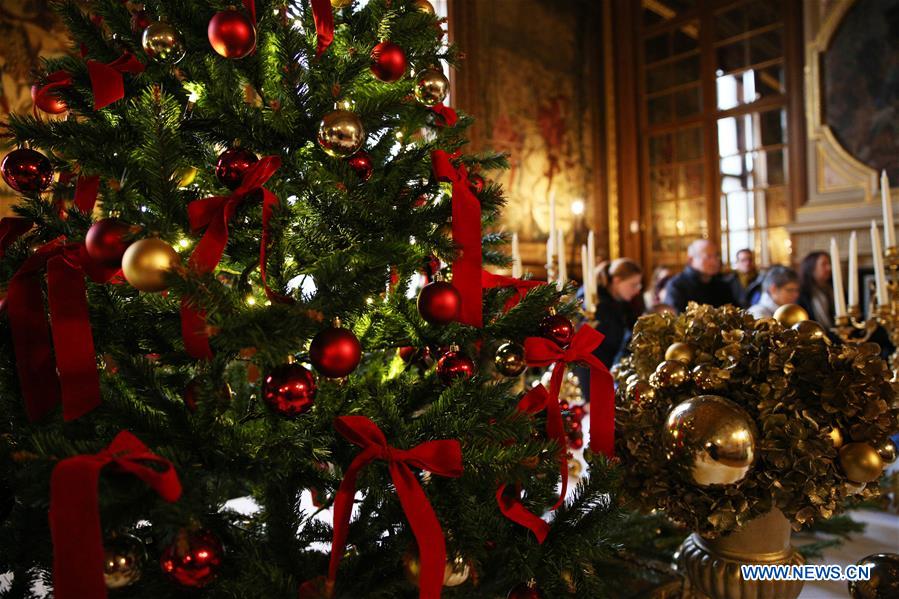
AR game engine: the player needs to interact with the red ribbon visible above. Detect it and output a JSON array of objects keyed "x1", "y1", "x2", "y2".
[
  {"x1": 7, "y1": 238, "x2": 119, "y2": 421},
  {"x1": 0, "y1": 216, "x2": 33, "y2": 259},
  {"x1": 525, "y1": 324, "x2": 615, "y2": 457},
  {"x1": 243, "y1": 0, "x2": 257, "y2": 23},
  {"x1": 180, "y1": 156, "x2": 282, "y2": 359},
  {"x1": 86, "y1": 51, "x2": 144, "y2": 110},
  {"x1": 32, "y1": 70, "x2": 72, "y2": 117},
  {"x1": 430, "y1": 104, "x2": 457, "y2": 127},
  {"x1": 325, "y1": 416, "x2": 463, "y2": 599},
  {"x1": 310, "y1": 0, "x2": 335, "y2": 57},
  {"x1": 74, "y1": 174, "x2": 100, "y2": 213},
  {"x1": 50, "y1": 431, "x2": 182, "y2": 599},
  {"x1": 481, "y1": 269, "x2": 545, "y2": 312},
  {"x1": 432, "y1": 150, "x2": 482, "y2": 327}
]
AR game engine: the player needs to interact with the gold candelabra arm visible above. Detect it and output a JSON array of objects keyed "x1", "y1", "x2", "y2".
[{"x1": 832, "y1": 309, "x2": 879, "y2": 344}]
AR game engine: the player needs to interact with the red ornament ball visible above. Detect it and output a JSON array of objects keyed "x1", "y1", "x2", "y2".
[
  {"x1": 347, "y1": 151, "x2": 373, "y2": 181},
  {"x1": 215, "y1": 147, "x2": 258, "y2": 190},
  {"x1": 31, "y1": 84, "x2": 67, "y2": 114},
  {"x1": 370, "y1": 41, "x2": 408, "y2": 82},
  {"x1": 569, "y1": 434, "x2": 584, "y2": 450},
  {"x1": 436, "y1": 349, "x2": 476, "y2": 385},
  {"x1": 160, "y1": 529, "x2": 223, "y2": 589},
  {"x1": 309, "y1": 326, "x2": 362, "y2": 378},
  {"x1": 417, "y1": 281, "x2": 461, "y2": 325},
  {"x1": 1, "y1": 148, "x2": 53, "y2": 194},
  {"x1": 507, "y1": 583, "x2": 546, "y2": 599},
  {"x1": 571, "y1": 405, "x2": 586, "y2": 420},
  {"x1": 469, "y1": 174, "x2": 485, "y2": 194},
  {"x1": 85, "y1": 218, "x2": 133, "y2": 267},
  {"x1": 262, "y1": 362, "x2": 317, "y2": 417},
  {"x1": 208, "y1": 9, "x2": 257, "y2": 59},
  {"x1": 538, "y1": 313, "x2": 574, "y2": 347}
]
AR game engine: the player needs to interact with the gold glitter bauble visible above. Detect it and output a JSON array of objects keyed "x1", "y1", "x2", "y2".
[
  {"x1": 403, "y1": 549, "x2": 470, "y2": 588},
  {"x1": 317, "y1": 109, "x2": 366, "y2": 158},
  {"x1": 413, "y1": 67, "x2": 449, "y2": 106},
  {"x1": 663, "y1": 395, "x2": 758, "y2": 486},
  {"x1": 664, "y1": 342, "x2": 696, "y2": 364},
  {"x1": 773, "y1": 303, "x2": 808, "y2": 326},
  {"x1": 792, "y1": 319, "x2": 827, "y2": 341},
  {"x1": 877, "y1": 439, "x2": 897, "y2": 464},
  {"x1": 494, "y1": 342, "x2": 526, "y2": 377},
  {"x1": 649, "y1": 360, "x2": 689, "y2": 389},
  {"x1": 103, "y1": 534, "x2": 145, "y2": 589},
  {"x1": 839, "y1": 442, "x2": 884, "y2": 483},
  {"x1": 828, "y1": 427, "x2": 844, "y2": 448},
  {"x1": 691, "y1": 364, "x2": 728, "y2": 391},
  {"x1": 141, "y1": 21, "x2": 185, "y2": 63},
  {"x1": 122, "y1": 238, "x2": 181, "y2": 292},
  {"x1": 175, "y1": 166, "x2": 197, "y2": 187},
  {"x1": 413, "y1": 0, "x2": 436, "y2": 14}
]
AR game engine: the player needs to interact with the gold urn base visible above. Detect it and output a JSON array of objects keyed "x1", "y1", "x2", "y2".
[{"x1": 675, "y1": 509, "x2": 804, "y2": 599}]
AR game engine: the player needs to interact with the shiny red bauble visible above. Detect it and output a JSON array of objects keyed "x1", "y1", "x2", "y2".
[
  {"x1": 507, "y1": 583, "x2": 546, "y2": 599},
  {"x1": 538, "y1": 313, "x2": 575, "y2": 347},
  {"x1": 208, "y1": 9, "x2": 257, "y2": 59},
  {"x1": 215, "y1": 147, "x2": 258, "y2": 190},
  {"x1": 85, "y1": 218, "x2": 133, "y2": 267},
  {"x1": 417, "y1": 281, "x2": 461, "y2": 325},
  {"x1": 347, "y1": 151, "x2": 373, "y2": 181},
  {"x1": 160, "y1": 529, "x2": 224, "y2": 589},
  {"x1": 1, "y1": 148, "x2": 53, "y2": 194},
  {"x1": 309, "y1": 327, "x2": 362, "y2": 378},
  {"x1": 30, "y1": 84, "x2": 67, "y2": 114},
  {"x1": 436, "y1": 350, "x2": 476, "y2": 385},
  {"x1": 569, "y1": 434, "x2": 584, "y2": 450},
  {"x1": 469, "y1": 174, "x2": 485, "y2": 194},
  {"x1": 370, "y1": 41, "x2": 408, "y2": 82},
  {"x1": 262, "y1": 363, "x2": 317, "y2": 417}
]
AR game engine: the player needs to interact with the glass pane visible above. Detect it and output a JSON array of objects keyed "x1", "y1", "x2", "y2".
[
  {"x1": 764, "y1": 186, "x2": 790, "y2": 226},
  {"x1": 647, "y1": 55, "x2": 700, "y2": 93},
  {"x1": 643, "y1": 8, "x2": 665, "y2": 28},
  {"x1": 645, "y1": 33, "x2": 669, "y2": 64},
  {"x1": 754, "y1": 63, "x2": 785, "y2": 96},
  {"x1": 646, "y1": 64, "x2": 672, "y2": 93},
  {"x1": 675, "y1": 127, "x2": 703, "y2": 160},
  {"x1": 650, "y1": 167, "x2": 675, "y2": 201},
  {"x1": 674, "y1": 85, "x2": 701, "y2": 118},
  {"x1": 648, "y1": 94, "x2": 672, "y2": 124},
  {"x1": 756, "y1": 149, "x2": 786, "y2": 186},
  {"x1": 759, "y1": 109, "x2": 786, "y2": 147},
  {"x1": 718, "y1": 117, "x2": 739, "y2": 156},
  {"x1": 649, "y1": 134, "x2": 673, "y2": 165},
  {"x1": 672, "y1": 25, "x2": 700, "y2": 54},
  {"x1": 678, "y1": 163, "x2": 704, "y2": 197},
  {"x1": 717, "y1": 40, "x2": 748, "y2": 74},
  {"x1": 749, "y1": 28, "x2": 782, "y2": 64},
  {"x1": 746, "y1": 1, "x2": 781, "y2": 31}
]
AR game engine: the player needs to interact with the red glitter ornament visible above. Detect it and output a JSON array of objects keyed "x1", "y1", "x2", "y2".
[
  {"x1": 309, "y1": 326, "x2": 362, "y2": 378},
  {"x1": 262, "y1": 362, "x2": 317, "y2": 417},
  {"x1": 208, "y1": 9, "x2": 257, "y2": 59},
  {"x1": 436, "y1": 348, "x2": 476, "y2": 385},
  {"x1": 1, "y1": 148, "x2": 53, "y2": 194},
  {"x1": 347, "y1": 151, "x2": 373, "y2": 181},
  {"x1": 538, "y1": 313, "x2": 574, "y2": 347},
  {"x1": 370, "y1": 41, "x2": 408, "y2": 82},
  {"x1": 160, "y1": 529, "x2": 224, "y2": 589},
  {"x1": 469, "y1": 174, "x2": 485, "y2": 194},
  {"x1": 417, "y1": 281, "x2": 461, "y2": 325},
  {"x1": 215, "y1": 147, "x2": 258, "y2": 190},
  {"x1": 85, "y1": 218, "x2": 133, "y2": 267}
]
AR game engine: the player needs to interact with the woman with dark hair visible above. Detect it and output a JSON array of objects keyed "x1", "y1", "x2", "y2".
[
  {"x1": 797, "y1": 251, "x2": 834, "y2": 328},
  {"x1": 590, "y1": 258, "x2": 643, "y2": 369}
]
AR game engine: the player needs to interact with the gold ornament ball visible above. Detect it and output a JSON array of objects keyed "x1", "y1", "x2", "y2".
[
  {"x1": 649, "y1": 360, "x2": 689, "y2": 389},
  {"x1": 402, "y1": 550, "x2": 470, "y2": 588},
  {"x1": 773, "y1": 303, "x2": 808, "y2": 326},
  {"x1": 664, "y1": 342, "x2": 696, "y2": 365},
  {"x1": 141, "y1": 21, "x2": 185, "y2": 64},
  {"x1": 691, "y1": 364, "x2": 728, "y2": 391},
  {"x1": 629, "y1": 380, "x2": 656, "y2": 405},
  {"x1": 792, "y1": 319, "x2": 828, "y2": 341},
  {"x1": 495, "y1": 342, "x2": 526, "y2": 377},
  {"x1": 848, "y1": 553, "x2": 899, "y2": 599},
  {"x1": 122, "y1": 238, "x2": 182, "y2": 292},
  {"x1": 317, "y1": 109, "x2": 366, "y2": 158},
  {"x1": 331, "y1": 0, "x2": 353, "y2": 8},
  {"x1": 662, "y1": 395, "x2": 758, "y2": 486},
  {"x1": 567, "y1": 459, "x2": 582, "y2": 478},
  {"x1": 413, "y1": 0, "x2": 436, "y2": 14},
  {"x1": 175, "y1": 166, "x2": 198, "y2": 187},
  {"x1": 878, "y1": 439, "x2": 898, "y2": 464},
  {"x1": 414, "y1": 67, "x2": 449, "y2": 107},
  {"x1": 828, "y1": 427, "x2": 844, "y2": 449},
  {"x1": 839, "y1": 442, "x2": 884, "y2": 483},
  {"x1": 103, "y1": 534, "x2": 145, "y2": 589}
]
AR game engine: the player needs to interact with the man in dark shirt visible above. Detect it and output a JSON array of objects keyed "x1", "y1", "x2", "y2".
[{"x1": 665, "y1": 239, "x2": 737, "y2": 313}]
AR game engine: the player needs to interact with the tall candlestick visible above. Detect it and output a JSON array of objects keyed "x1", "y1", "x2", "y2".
[
  {"x1": 511, "y1": 233, "x2": 522, "y2": 278},
  {"x1": 830, "y1": 237, "x2": 847, "y2": 318},
  {"x1": 871, "y1": 221, "x2": 889, "y2": 307},
  {"x1": 581, "y1": 244, "x2": 593, "y2": 312},
  {"x1": 848, "y1": 231, "x2": 858, "y2": 308},
  {"x1": 556, "y1": 228, "x2": 567, "y2": 291},
  {"x1": 587, "y1": 230, "x2": 596, "y2": 296},
  {"x1": 548, "y1": 191, "x2": 556, "y2": 263},
  {"x1": 882, "y1": 170, "x2": 895, "y2": 248}
]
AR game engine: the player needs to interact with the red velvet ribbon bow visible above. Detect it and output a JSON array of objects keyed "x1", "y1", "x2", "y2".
[
  {"x1": 525, "y1": 324, "x2": 615, "y2": 457},
  {"x1": 74, "y1": 174, "x2": 100, "y2": 213},
  {"x1": 432, "y1": 150, "x2": 482, "y2": 327},
  {"x1": 243, "y1": 0, "x2": 257, "y2": 23},
  {"x1": 0, "y1": 216, "x2": 33, "y2": 259},
  {"x1": 430, "y1": 104, "x2": 458, "y2": 127},
  {"x1": 481, "y1": 269, "x2": 545, "y2": 312},
  {"x1": 180, "y1": 156, "x2": 282, "y2": 359},
  {"x1": 50, "y1": 431, "x2": 182, "y2": 599},
  {"x1": 310, "y1": 0, "x2": 335, "y2": 57},
  {"x1": 32, "y1": 70, "x2": 72, "y2": 117},
  {"x1": 326, "y1": 416, "x2": 463, "y2": 599},
  {"x1": 86, "y1": 51, "x2": 145, "y2": 110},
  {"x1": 7, "y1": 238, "x2": 120, "y2": 421}
]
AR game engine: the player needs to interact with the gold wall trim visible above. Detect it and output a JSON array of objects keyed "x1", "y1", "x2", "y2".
[{"x1": 603, "y1": 0, "x2": 620, "y2": 260}]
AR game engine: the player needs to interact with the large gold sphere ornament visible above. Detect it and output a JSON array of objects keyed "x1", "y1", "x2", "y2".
[
  {"x1": 877, "y1": 439, "x2": 898, "y2": 464},
  {"x1": 664, "y1": 342, "x2": 696, "y2": 365},
  {"x1": 662, "y1": 395, "x2": 758, "y2": 486},
  {"x1": 331, "y1": 0, "x2": 353, "y2": 8},
  {"x1": 494, "y1": 342, "x2": 526, "y2": 377},
  {"x1": 413, "y1": 0, "x2": 436, "y2": 14},
  {"x1": 792, "y1": 320, "x2": 828, "y2": 341},
  {"x1": 122, "y1": 238, "x2": 182, "y2": 292},
  {"x1": 402, "y1": 549, "x2": 470, "y2": 588},
  {"x1": 317, "y1": 109, "x2": 366, "y2": 158},
  {"x1": 848, "y1": 553, "x2": 899, "y2": 599},
  {"x1": 413, "y1": 67, "x2": 449, "y2": 106},
  {"x1": 839, "y1": 442, "x2": 885, "y2": 483},
  {"x1": 773, "y1": 303, "x2": 808, "y2": 326},
  {"x1": 103, "y1": 534, "x2": 146, "y2": 589},
  {"x1": 141, "y1": 21, "x2": 185, "y2": 64},
  {"x1": 649, "y1": 360, "x2": 689, "y2": 389}
]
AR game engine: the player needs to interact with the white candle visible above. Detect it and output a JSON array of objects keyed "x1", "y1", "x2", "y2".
[
  {"x1": 581, "y1": 244, "x2": 593, "y2": 311},
  {"x1": 548, "y1": 192, "x2": 556, "y2": 263},
  {"x1": 848, "y1": 231, "x2": 858, "y2": 308},
  {"x1": 871, "y1": 221, "x2": 889, "y2": 307},
  {"x1": 556, "y1": 228, "x2": 567, "y2": 291},
  {"x1": 830, "y1": 237, "x2": 847, "y2": 318},
  {"x1": 587, "y1": 230, "x2": 596, "y2": 296},
  {"x1": 511, "y1": 233, "x2": 522, "y2": 279},
  {"x1": 882, "y1": 171, "x2": 895, "y2": 248},
  {"x1": 545, "y1": 237, "x2": 554, "y2": 283}
]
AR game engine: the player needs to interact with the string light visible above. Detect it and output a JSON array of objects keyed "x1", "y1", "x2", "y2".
[
  {"x1": 246, "y1": 296, "x2": 256, "y2": 306},
  {"x1": 178, "y1": 238, "x2": 191, "y2": 249}
]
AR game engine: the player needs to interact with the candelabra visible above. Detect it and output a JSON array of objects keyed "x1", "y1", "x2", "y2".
[{"x1": 878, "y1": 246, "x2": 899, "y2": 378}]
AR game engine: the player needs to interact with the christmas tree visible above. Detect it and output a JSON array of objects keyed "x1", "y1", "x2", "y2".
[{"x1": 0, "y1": 1, "x2": 666, "y2": 597}]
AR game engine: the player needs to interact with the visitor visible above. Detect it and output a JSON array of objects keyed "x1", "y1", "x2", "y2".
[
  {"x1": 798, "y1": 251, "x2": 835, "y2": 328},
  {"x1": 664, "y1": 239, "x2": 737, "y2": 313},
  {"x1": 591, "y1": 258, "x2": 643, "y2": 369},
  {"x1": 727, "y1": 248, "x2": 762, "y2": 308},
  {"x1": 747, "y1": 265, "x2": 800, "y2": 319},
  {"x1": 644, "y1": 266, "x2": 672, "y2": 310}
]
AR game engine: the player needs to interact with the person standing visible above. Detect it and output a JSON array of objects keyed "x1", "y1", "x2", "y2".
[
  {"x1": 664, "y1": 240, "x2": 737, "y2": 313},
  {"x1": 590, "y1": 258, "x2": 643, "y2": 369},
  {"x1": 798, "y1": 251, "x2": 835, "y2": 328},
  {"x1": 748, "y1": 266, "x2": 800, "y2": 319},
  {"x1": 727, "y1": 248, "x2": 762, "y2": 308}
]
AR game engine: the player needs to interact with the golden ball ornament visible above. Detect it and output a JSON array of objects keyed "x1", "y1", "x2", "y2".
[
  {"x1": 773, "y1": 303, "x2": 808, "y2": 326},
  {"x1": 839, "y1": 442, "x2": 884, "y2": 483},
  {"x1": 649, "y1": 360, "x2": 689, "y2": 389},
  {"x1": 402, "y1": 549, "x2": 470, "y2": 588},
  {"x1": 567, "y1": 459, "x2": 582, "y2": 478},
  {"x1": 848, "y1": 553, "x2": 899, "y2": 599},
  {"x1": 828, "y1": 427, "x2": 844, "y2": 449},
  {"x1": 662, "y1": 395, "x2": 758, "y2": 486},
  {"x1": 317, "y1": 109, "x2": 366, "y2": 158},
  {"x1": 103, "y1": 534, "x2": 146, "y2": 589},
  {"x1": 413, "y1": 67, "x2": 449, "y2": 106},
  {"x1": 691, "y1": 364, "x2": 728, "y2": 391},
  {"x1": 141, "y1": 21, "x2": 185, "y2": 63},
  {"x1": 792, "y1": 319, "x2": 828, "y2": 341},
  {"x1": 413, "y1": 0, "x2": 436, "y2": 14},
  {"x1": 664, "y1": 342, "x2": 696, "y2": 364},
  {"x1": 331, "y1": 0, "x2": 353, "y2": 7},
  {"x1": 877, "y1": 439, "x2": 898, "y2": 464},
  {"x1": 122, "y1": 238, "x2": 182, "y2": 292},
  {"x1": 175, "y1": 166, "x2": 198, "y2": 187},
  {"x1": 629, "y1": 380, "x2": 656, "y2": 406},
  {"x1": 494, "y1": 342, "x2": 526, "y2": 377}
]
